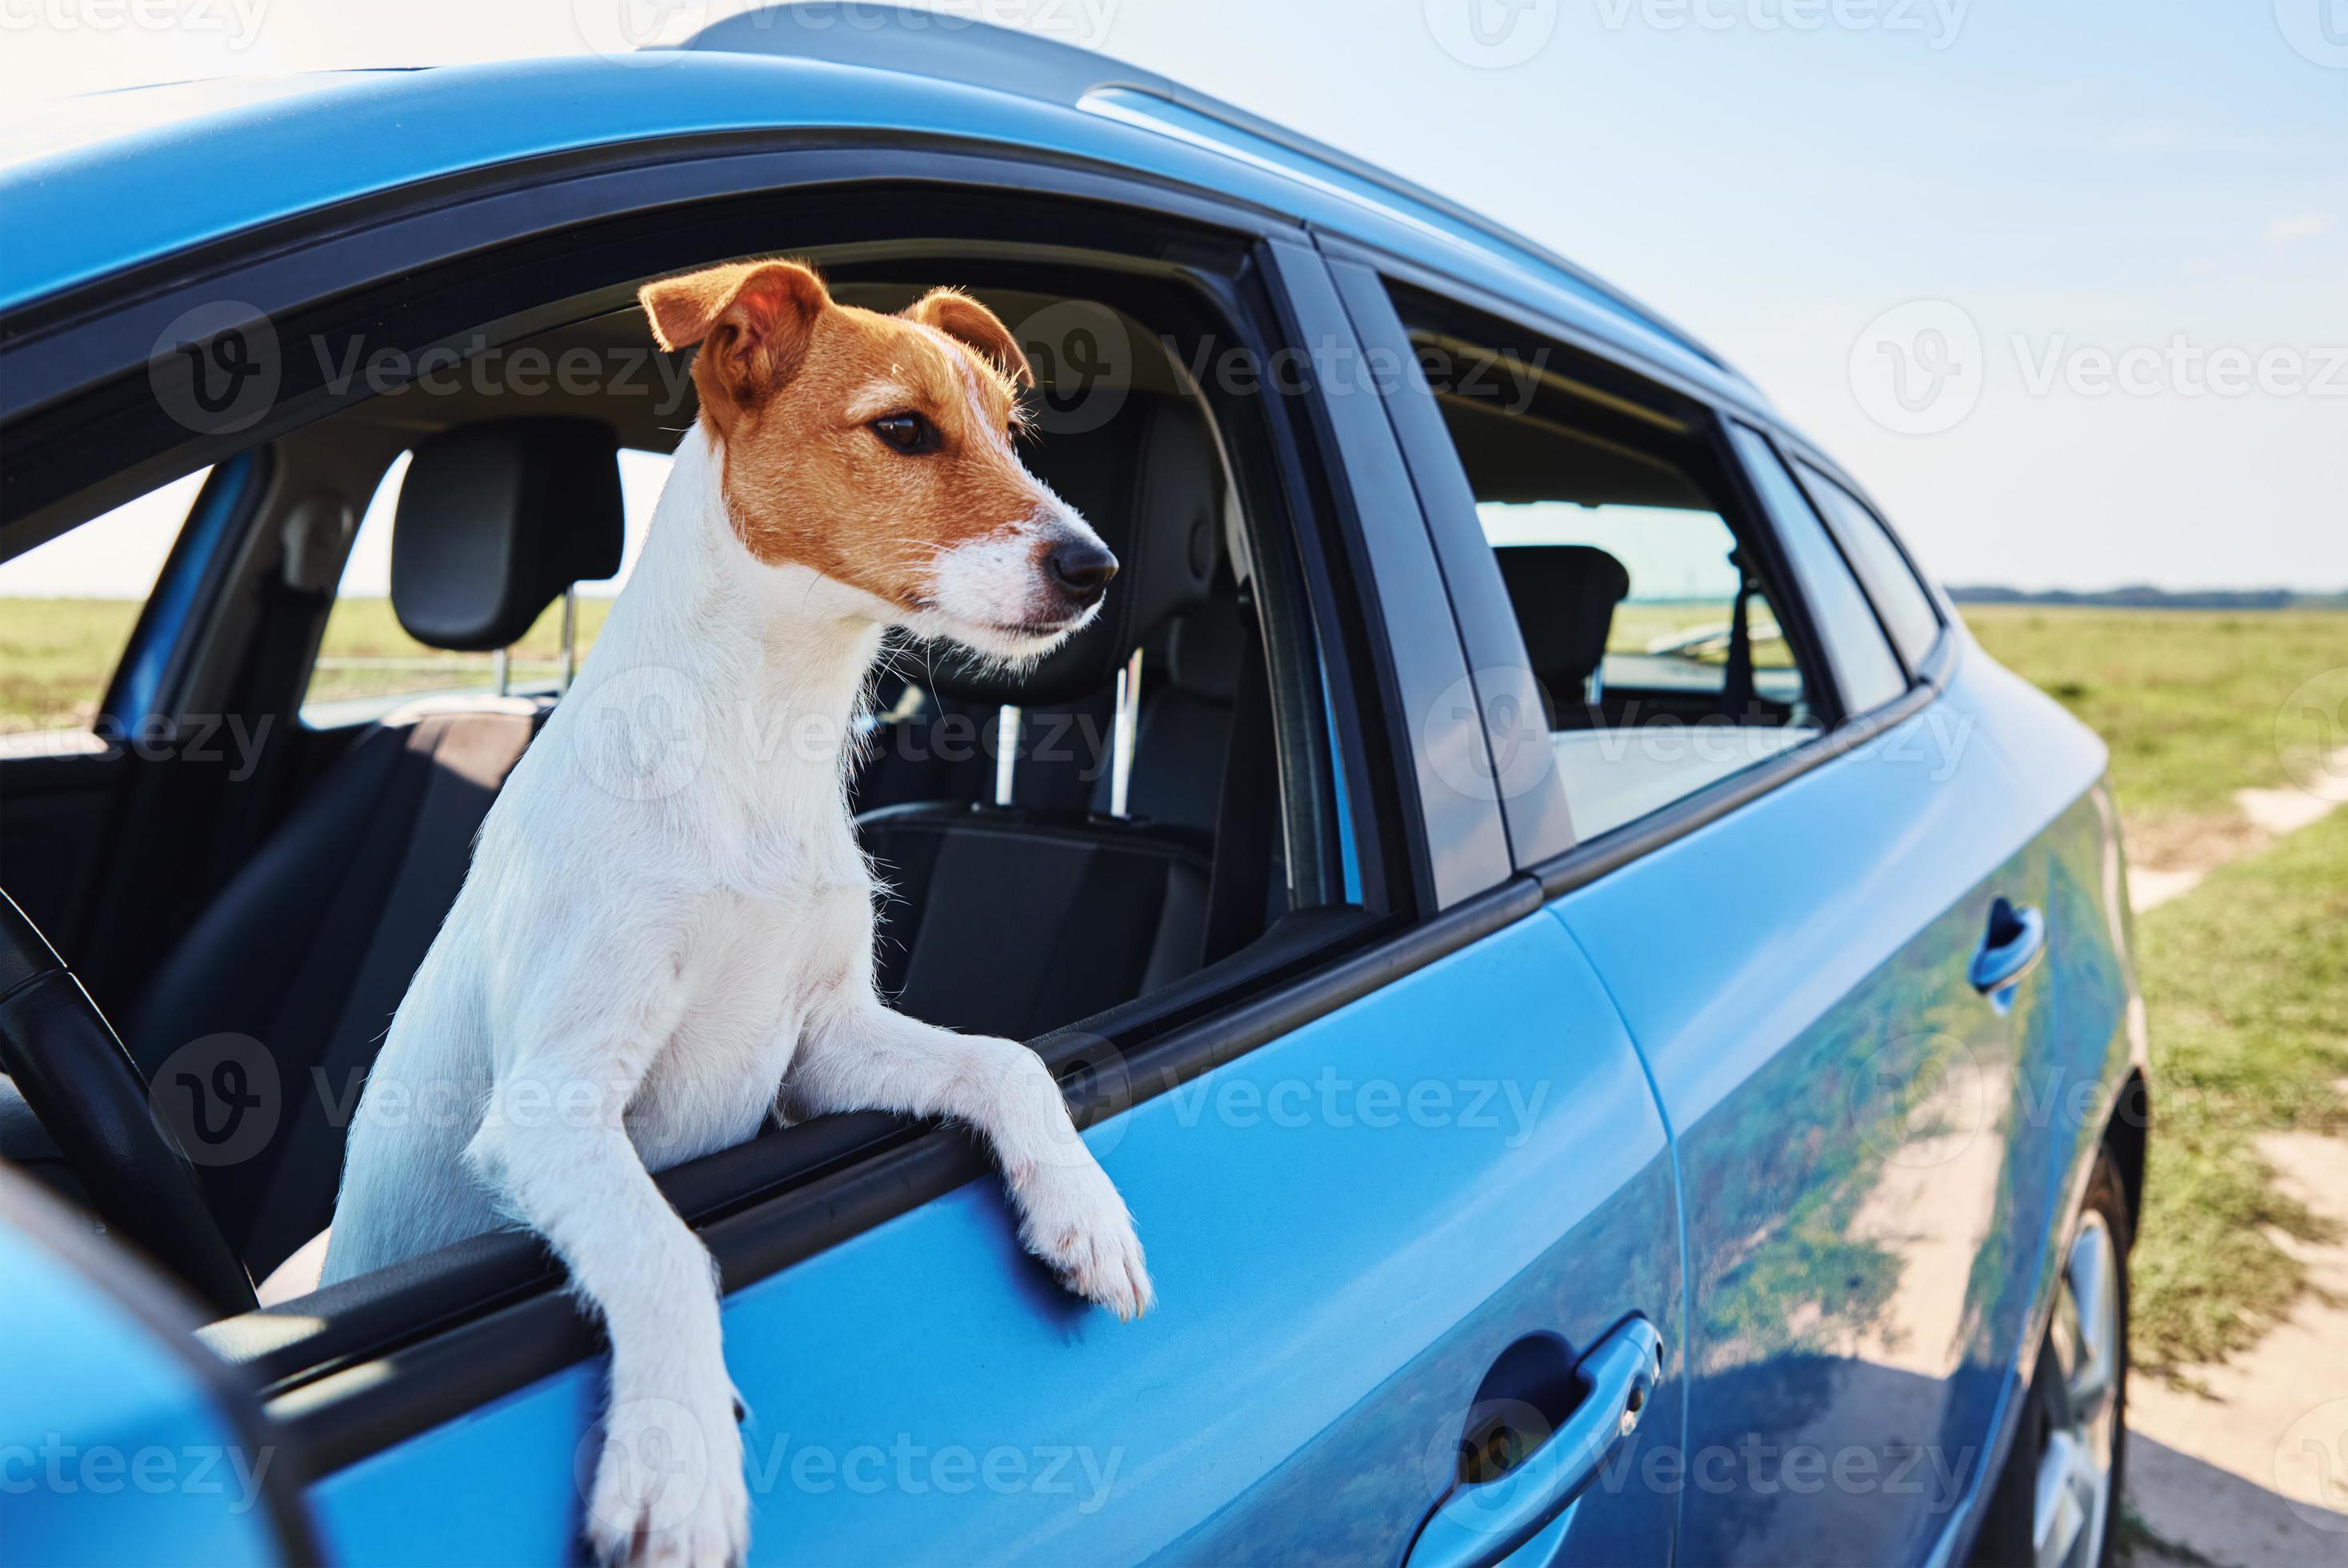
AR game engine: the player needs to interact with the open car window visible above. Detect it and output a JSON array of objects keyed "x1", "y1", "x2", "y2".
[
  {"x1": 1395, "y1": 310, "x2": 1831, "y2": 842},
  {"x1": 0, "y1": 184, "x2": 1370, "y2": 1346}
]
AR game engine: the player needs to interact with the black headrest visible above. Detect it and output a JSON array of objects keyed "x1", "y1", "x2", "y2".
[
  {"x1": 1494, "y1": 546, "x2": 1631, "y2": 698},
  {"x1": 1162, "y1": 590, "x2": 1249, "y2": 704},
  {"x1": 392, "y1": 418, "x2": 625, "y2": 653},
  {"x1": 930, "y1": 394, "x2": 1220, "y2": 708}
]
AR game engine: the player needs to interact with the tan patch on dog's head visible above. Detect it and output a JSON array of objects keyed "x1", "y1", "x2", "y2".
[{"x1": 639, "y1": 262, "x2": 1070, "y2": 620}]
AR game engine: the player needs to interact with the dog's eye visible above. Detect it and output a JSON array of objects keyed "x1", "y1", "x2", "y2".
[{"x1": 870, "y1": 412, "x2": 940, "y2": 454}]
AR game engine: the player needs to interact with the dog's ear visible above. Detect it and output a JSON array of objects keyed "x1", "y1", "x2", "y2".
[
  {"x1": 640, "y1": 261, "x2": 830, "y2": 414},
  {"x1": 903, "y1": 288, "x2": 1034, "y2": 390}
]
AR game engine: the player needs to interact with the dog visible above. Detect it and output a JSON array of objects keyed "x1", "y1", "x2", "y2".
[{"x1": 320, "y1": 260, "x2": 1154, "y2": 1566}]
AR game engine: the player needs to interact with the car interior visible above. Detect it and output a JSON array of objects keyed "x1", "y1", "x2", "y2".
[
  {"x1": 1399, "y1": 313, "x2": 1828, "y2": 840},
  {"x1": 0, "y1": 252, "x2": 1359, "y2": 1325}
]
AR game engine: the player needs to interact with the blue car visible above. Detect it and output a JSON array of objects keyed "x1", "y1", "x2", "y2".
[{"x1": 0, "y1": 9, "x2": 2147, "y2": 1566}]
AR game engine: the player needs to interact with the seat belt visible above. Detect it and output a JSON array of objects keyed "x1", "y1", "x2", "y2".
[{"x1": 1202, "y1": 600, "x2": 1278, "y2": 967}]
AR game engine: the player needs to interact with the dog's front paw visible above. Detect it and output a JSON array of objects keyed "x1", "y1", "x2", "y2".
[
  {"x1": 1015, "y1": 1158, "x2": 1154, "y2": 1322},
  {"x1": 581, "y1": 1381, "x2": 750, "y2": 1568}
]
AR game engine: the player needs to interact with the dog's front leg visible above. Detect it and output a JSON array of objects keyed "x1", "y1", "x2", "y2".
[
  {"x1": 468, "y1": 1048, "x2": 749, "y2": 1568},
  {"x1": 788, "y1": 1003, "x2": 1154, "y2": 1319}
]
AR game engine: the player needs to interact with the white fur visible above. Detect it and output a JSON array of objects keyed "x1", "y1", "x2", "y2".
[{"x1": 322, "y1": 425, "x2": 1146, "y2": 1567}]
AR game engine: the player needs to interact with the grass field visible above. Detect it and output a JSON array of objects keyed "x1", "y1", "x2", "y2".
[
  {"x1": 298, "y1": 596, "x2": 617, "y2": 706},
  {"x1": 1959, "y1": 604, "x2": 2348, "y2": 1378},
  {"x1": 2126, "y1": 808, "x2": 2348, "y2": 1375},
  {"x1": 1962, "y1": 605, "x2": 2348, "y2": 831},
  {"x1": 1, "y1": 596, "x2": 619, "y2": 727}
]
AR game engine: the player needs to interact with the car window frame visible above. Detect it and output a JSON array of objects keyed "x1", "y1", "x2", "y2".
[
  {"x1": 1767, "y1": 428, "x2": 1963, "y2": 675},
  {"x1": 1332, "y1": 250, "x2": 1944, "y2": 880},
  {"x1": 1724, "y1": 419, "x2": 1912, "y2": 713},
  {"x1": 1784, "y1": 453, "x2": 1949, "y2": 678},
  {"x1": 0, "y1": 134, "x2": 1558, "y2": 1473}
]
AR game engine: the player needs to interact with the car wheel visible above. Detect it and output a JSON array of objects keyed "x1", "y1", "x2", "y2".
[{"x1": 1971, "y1": 1145, "x2": 2130, "y2": 1568}]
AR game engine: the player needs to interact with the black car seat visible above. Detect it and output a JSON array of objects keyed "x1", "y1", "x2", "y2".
[
  {"x1": 129, "y1": 418, "x2": 623, "y2": 1275},
  {"x1": 1493, "y1": 544, "x2": 1630, "y2": 728},
  {"x1": 858, "y1": 392, "x2": 1234, "y2": 1042}
]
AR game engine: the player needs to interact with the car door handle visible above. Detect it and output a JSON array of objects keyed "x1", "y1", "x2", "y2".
[
  {"x1": 1970, "y1": 896, "x2": 2046, "y2": 1013},
  {"x1": 1404, "y1": 1318, "x2": 1664, "y2": 1568}
]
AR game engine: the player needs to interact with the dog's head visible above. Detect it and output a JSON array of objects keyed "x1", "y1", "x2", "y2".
[{"x1": 640, "y1": 260, "x2": 1115, "y2": 661}]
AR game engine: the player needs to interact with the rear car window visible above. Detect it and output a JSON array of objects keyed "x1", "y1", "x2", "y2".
[
  {"x1": 1729, "y1": 426, "x2": 1909, "y2": 715},
  {"x1": 1406, "y1": 330, "x2": 1830, "y2": 839},
  {"x1": 1796, "y1": 463, "x2": 1943, "y2": 672}
]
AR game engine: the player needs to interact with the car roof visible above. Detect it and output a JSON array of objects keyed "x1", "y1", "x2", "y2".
[{"x1": 0, "y1": 6, "x2": 1766, "y2": 417}]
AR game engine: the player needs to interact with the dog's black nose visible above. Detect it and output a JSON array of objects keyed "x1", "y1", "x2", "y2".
[{"x1": 1048, "y1": 538, "x2": 1118, "y2": 604}]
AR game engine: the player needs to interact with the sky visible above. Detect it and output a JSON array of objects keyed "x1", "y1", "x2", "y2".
[{"x1": 0, "y1": 0, "x2": 2341, "y2": 597}]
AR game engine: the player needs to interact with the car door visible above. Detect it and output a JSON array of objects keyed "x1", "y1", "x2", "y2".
[
  {"x1": 1336, "y1": 257, "x2": 2076, "y2": 1566},
  {"x1": 1546, "y1": 430, "x2": 2065, "y2": 1566},
  {"x1": 255, "y1": 237, "x2": 1688, "y2": 1566},
  {"x1": 0, "y1": 1169, "x2": 314, "y2": 1567}
]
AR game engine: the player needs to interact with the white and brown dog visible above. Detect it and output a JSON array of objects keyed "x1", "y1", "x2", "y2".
[{"x1": 320, "y1": 261, "x2": 1153, "y2": 1566}]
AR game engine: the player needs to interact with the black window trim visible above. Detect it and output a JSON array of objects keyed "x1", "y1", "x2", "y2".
[
  {"x1": 1257, "y1": 238, "x2": 1514, "y2": 915},
  {"x1": 1778, "y1": 442, "x2": 1953, "y2": 679},
  {"x1": 0, "y1": 135, "x2": 1553, "y2": 1471}
]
